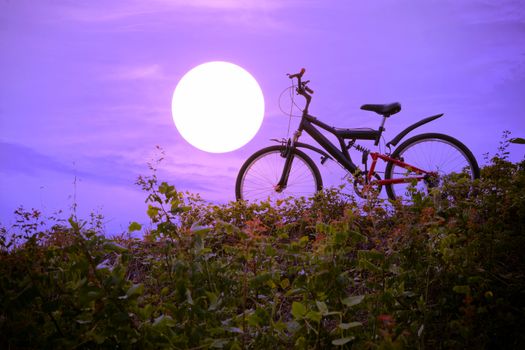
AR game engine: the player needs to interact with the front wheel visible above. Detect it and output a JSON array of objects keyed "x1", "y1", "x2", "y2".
[
  {"x1": 236, "y1": 145, "x2": 323, "y2": 202},
  {"x1": 385, "y1": 133, "x2": 480, "y2": 201}
]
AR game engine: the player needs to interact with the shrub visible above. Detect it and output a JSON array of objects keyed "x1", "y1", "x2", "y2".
[{"x1": 1, "y1": 154, "x2": 524, "y2": 349}]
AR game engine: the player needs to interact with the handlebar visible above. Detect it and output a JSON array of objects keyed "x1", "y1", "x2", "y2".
[
  {"x1": 286, "y1": 68, "x2": 314, "y2": 114},
  {"x1": 287, "y1": 68, "x2": 314, "y2": 94},
  {"x1": 287, "y1": 68, "x2": 305, "y2": 80}
]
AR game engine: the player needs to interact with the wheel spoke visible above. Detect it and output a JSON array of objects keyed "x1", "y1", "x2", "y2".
[
  {"x1": 385, "y1": 134, "x2": 479, "y2": 202},
  {"x1": 236, "y1": 146, "x2": 321, "y2": 203}
]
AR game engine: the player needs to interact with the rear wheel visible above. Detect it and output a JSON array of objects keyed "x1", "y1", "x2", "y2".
[
  {"x1": 385, "y1": 133, "x2": 480, "y2": 201},
  {"x1": 236, "y1": 145, "x2": 323, "y2": 202}
]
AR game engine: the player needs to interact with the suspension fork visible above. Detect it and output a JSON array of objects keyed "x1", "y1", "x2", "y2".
[{"x1": 276, "y1": 130, "x2": 302, "y2": 192}]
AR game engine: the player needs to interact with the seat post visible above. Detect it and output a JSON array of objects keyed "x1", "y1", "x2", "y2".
[{"x1": 375, "y1": 115, "x2": 389, "y2": 145}]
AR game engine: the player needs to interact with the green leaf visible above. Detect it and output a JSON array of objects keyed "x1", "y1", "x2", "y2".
[
  {"x1": 86, "y1": 290, "x2": 102, "y2": 301},
  {"x1": 68, "y1": 216, "x2": 80, "y2": 231},
  {"x1": 339, "y1": 321, "x2": 362, "y2": 329},
  {"x1": 324, "y1": 311, "x2": 342, "y2": 316},
  {"x1": 316, "y1": 300, "x2": 328, "y2": 315},
  {"x1": 291, "y1": 301, "x2": 307, "y2": 319},
  {"x1": 273, "y1": 321, "x2": 287, "y2": 332},
  {"x1": 453, "y1": 285, "x2": 471, "y2": 294},
  {"x1": 88, "y1": 332, "x2": 106, "y2": 344},
  {"x1": 341, "y1": 295, "x2": 365, "y2": 307},
  {"x1": 298, "y1": 235, "x2": 309, "y2": 247},
  {"x1": 226, "y1": 327, "x2": 243, "y2": 334},
  {"x1": 76, "y1": 318, "x2": 92, "y2": 324},
  {"x1": 103, "y1": 241, "x2": 127, "y2": 253},
  {"x1": 126, "y1": 283, "x2": 144, "y2": 298},
  {"x1": 229, "y1": 341, "x2": 242, "y2": 350},
  {"x1": 332, "y1": 337, "x2": 354, "y2": 346},
  {"x1": 128, "y1": 221, "x2": 142, "y2": 232},
  {"x1": 210, "y1": 339, "x2": 228, "y2": 348},
  {"x1": 186, "y1": 288, "x2": 194, "y2": 305},
  {"x1": 306, "y1": 310, "x2": 322, "y2": 323},
  {"x1": 357, "y1": 249, "x2": 384, "y2": 262},
  {"x1": 266, "y1": 279, "x2": 277, "y2": 289},
  {"x1": 358, "y1": 258, "x2": 382, "y2": 272},
  {"x1": 334, "y1": 231, "x2": 349, "y2": 245},
  {"x1": 418, "y1": 324, "x2": 425, "y2": 337},
  {"x1": 153, "y1": 314, "x2": 175, "y2": 328},
  {"x1": 265, "y1": 245, "x2": 277, "y2": 256},
  {"x1": 158, "y1": 182, "x2": 175, "y2": 197},
  {"x1": 206, "y1": 291, "x2": 219, "y2": 311},
  {"x1": 250, "y1": 272, "x2": 272, "y2": 288},
  {"x1": 193, "y1": 233, "x2": 204, "y2": 253},
  {"x1": 140, "y1": 304, "x2": 154, "y2": 319},
  {"x1": 247, "y1": 313, "x2": 262, "y2": 327},
  {"x1": 147, "y1": 205, "x2": 160, "y2": 220},
  {"x1": 349, "y1": 230, "x2": 367, "y2": 243},
  {"x1": 191, "y1": 222, "x2": 210, "y2": 234},
  {"x1": 286, "y1": 320, "x2": 301, "y2": 333},
  {"x1": 295, "y1": 336, "x2": 307, "y2": 348},
  {"x1": 158, "y1": 182, "x2": 168, "y2": 194},
  {"x1": 280, "y1": 278, "x2": 290, "y2": 289}
]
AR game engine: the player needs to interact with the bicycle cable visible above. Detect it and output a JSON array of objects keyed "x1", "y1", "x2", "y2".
[
  {"x1": 287, "y1": 83, "x2": 294, "y2": 137},
  {"x1": 278, "y1": 82, "x2": 303, "y2": 138}
]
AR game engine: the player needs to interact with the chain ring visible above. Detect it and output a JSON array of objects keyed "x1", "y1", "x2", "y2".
[{"x1": 353, "y1": 173, "x2": 382, "y2": 199}]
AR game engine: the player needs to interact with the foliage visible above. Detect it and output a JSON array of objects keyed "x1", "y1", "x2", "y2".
[{"x1": 1, "y1": 149, "x2": 524, "y2": 349}]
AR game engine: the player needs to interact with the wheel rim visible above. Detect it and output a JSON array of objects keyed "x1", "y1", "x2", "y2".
[
  {"x1": 240, "y1": 150, "x2": 319, "y2": 203},
  {"x1": 388, "y1": 138, "x2": 476, "y2": 201}
]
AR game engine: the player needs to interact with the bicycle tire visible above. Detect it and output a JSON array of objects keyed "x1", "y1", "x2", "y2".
[
  {"x1": 385, "y1": 133, "x2": 480, "y2": 201},
  {"x1": 236, "y1": 145, "x2": 323, "y2": 202}
]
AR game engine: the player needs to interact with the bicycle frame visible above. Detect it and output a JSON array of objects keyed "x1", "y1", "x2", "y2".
[
  {"x1": 276, "y1": 111, "x2": 437, "y2": 191},
  {"x1": 298, "y1": 114, "x2": 361, "y2": 172},
  {"x1": 367, "y1": 152, "x2": 434, "y2": 186},
  {"x1": 274, "y1": 69, "x2": 444, "y2": 193},
  {"x1": 276, "y1": 112, "x2": 364, "y2": 190}
]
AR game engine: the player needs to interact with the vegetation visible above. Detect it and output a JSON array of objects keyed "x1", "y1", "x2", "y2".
[{"x1": 1, "y1": 141, "x2": 524, "y2": 349}]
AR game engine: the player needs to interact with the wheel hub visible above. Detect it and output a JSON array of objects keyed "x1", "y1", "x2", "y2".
[{"x1": 274, "y1": 184, "x2": 284, "y2": 193}]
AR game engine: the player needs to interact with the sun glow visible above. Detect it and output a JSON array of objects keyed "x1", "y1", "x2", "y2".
[{"x1": 171, "y1": 61, "x2": 265, "y2": 153}]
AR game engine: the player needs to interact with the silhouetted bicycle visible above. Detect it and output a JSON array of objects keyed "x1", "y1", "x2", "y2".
[{"x1": 236, "y1": 68, "x2": 480, "y2": 202}]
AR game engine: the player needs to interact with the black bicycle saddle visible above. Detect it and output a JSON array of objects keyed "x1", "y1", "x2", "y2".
[{"x1": 361, "y1": 103, "x2": 401, "y2": 116}]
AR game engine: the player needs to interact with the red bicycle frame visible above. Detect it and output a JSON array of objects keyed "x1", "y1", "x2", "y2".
[{"x1": 366, "y1": 152, "x2": 435, "y2": 186}]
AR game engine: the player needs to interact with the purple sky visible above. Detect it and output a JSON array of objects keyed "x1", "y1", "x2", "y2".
[{"x1": 1, "y1": 0, "x2": 524, "y2": 233}]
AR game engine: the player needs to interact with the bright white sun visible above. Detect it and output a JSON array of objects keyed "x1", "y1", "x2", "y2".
[{"x1": 171, "y1": 61, "x2": 265, "y2": 153}]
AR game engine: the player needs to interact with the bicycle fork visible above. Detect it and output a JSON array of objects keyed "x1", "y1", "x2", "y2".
[{"x1": 275, "y1": 130, "x2": 302, "y2": 192}]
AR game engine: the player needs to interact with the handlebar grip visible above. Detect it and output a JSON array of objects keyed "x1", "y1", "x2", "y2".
[
  {"x1": 305, "y1": 86, "x2": 314, "y2": 94},
  {"x1": 287, "y1": 68, "x2": 306, "y2": 79}
]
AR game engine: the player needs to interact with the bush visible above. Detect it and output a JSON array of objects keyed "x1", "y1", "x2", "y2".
[{"x1": 1, "y1": 154, "x2": 524, "y2": 349}]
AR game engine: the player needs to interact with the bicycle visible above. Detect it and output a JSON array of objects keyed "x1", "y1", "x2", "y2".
[{"x1": 235, "y1": 68, "x2": 480, "y2": 202}]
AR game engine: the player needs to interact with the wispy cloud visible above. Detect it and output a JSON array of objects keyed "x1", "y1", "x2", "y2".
[
  {"x1": 0, "y1": 140, "x2": 241, "y2": 202},
  {"x1": 0, "y1": 141, "x2": 76, "y2": 176},
  {"x1": 57, "y1": 0, "x2": 293, "y2": 22},
  {"x1": 456, "y1": 0, "x2": 525, "y2": 24},
  {"x1": 0, "y1": 141, "x2": 138, "y2": 187},
  {"x1": 50, "y1": 0, "x2": 307, "y2": 32},
  {"x1": 106, "y1": 64, "x2": 166, "y2": 81},
  {"x1": 159, "y1": 0, "x2": 288, "y2": 11}
]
